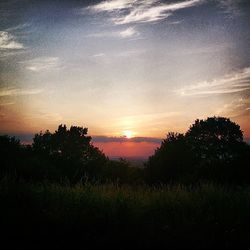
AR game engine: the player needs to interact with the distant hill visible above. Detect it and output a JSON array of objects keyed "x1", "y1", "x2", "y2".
[{"x1": 110, "y1": 156, "x2": 147, "y2": 168}]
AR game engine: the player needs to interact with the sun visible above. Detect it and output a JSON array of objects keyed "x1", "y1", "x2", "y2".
[{"x1": 123, "y1": 130, "x2": 134, "y2": 139}]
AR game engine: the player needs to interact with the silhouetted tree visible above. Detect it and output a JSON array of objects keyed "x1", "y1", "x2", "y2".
[
  {"x1": 0, "y1": 135, "x2": 57, "y2": 181},
  {"x1": 33, "y1": 125, "x2": 107, "y2": 180},
  {"x1": 186, "y1": 117, "x2": 244, "y2": 163},
  {"x1": 33, "y1": 125, "x2": 92, "y2": 160},
  {"x1": 146, "y1": 132, "x2": 195, "y2": 183},
  {"x1": 146, "y1": 117, "x2": 250, "y2": 184},
  {"x1": 0, "y1": 135, "x2": 22, "y2": 176},
  {"x1": 33, "y1": 130, "x2": 52, "y2": 155}
]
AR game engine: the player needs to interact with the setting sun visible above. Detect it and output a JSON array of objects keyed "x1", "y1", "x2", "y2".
[{"x1": 123, "y1": 130, "x2": 134, "y2": 139}]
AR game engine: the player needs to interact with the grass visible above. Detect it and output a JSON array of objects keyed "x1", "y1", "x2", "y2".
[{"x1": 1, "y1": 178, "x2": 250, "y2": 249}]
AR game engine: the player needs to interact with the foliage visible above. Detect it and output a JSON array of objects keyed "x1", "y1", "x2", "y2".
[
  {"x1": 103, "y1": 158, "x2": 144, "y2": 183},
  {"x1": 146, "y1": 133, "x2": 195, "y2": 183},
  {"x1": 32, "y1": 124, "x2": 108, "y2": 181},
  {"x1": 0, "y1": 117, "x2": 249, "y2": 184},
  {"x1": 1, "y1": 118, "x2": 250, "y2": 247},
  {"x1": 0, "y1": 135, "x2": 22, "y2": 175},
  {"x1": 1, "y1": 180, "x2": 250, "y2": 248},
  {"x1": 33, "y1": 125, "x2": 92, "y2": 161},
  {"x1": 186, "y1": 117, "x2": 244, "y2": 162},
  {"x1": 0, "y1": 125, "x2": 142, "y2": 183},
  {"x1": 147, "y1": 117, "x2": 250, "y2": 184}
]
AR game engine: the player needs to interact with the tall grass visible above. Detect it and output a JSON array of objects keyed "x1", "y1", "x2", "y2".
[{"x1": 1, "y1": 178, "x2": 250, "y2": 248}]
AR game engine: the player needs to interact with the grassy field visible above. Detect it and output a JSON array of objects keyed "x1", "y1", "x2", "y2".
[{"x1": 1, "y1": 179, "x2": 250, "y2": 249}]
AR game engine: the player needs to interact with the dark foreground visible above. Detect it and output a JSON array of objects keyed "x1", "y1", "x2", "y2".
[{"x1": 1, "y1": 179, "x2": 250, "y2": 249}]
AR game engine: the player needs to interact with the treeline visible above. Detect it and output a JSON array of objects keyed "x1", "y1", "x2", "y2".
[
  {"x1": 0, "y1": 125, "x2": 143, "y2": 184},
  {"x1": 1, "y1": 117, "x2": 250, "y2": 185}
]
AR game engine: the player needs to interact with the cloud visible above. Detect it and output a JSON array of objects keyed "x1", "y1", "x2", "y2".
[
  {"x1": 23, "y1": 57, "x2": 60, "y2": 72},
  {"x1": 91, "y1": 0, "x2": 134, "y2": 11},
  {"x1": 217, "y1": 0, "x2": 246, "y2": 18},
  {"x1": 0, "y1": 134, "x2": 161, "y2": 145},
  {"x1": 34, "y1": 111, "x2": 63, "y2": 122},
  {"x1": 0, "y1": 88, "x2": 43, "y2": 97},
  {"x1": 0, "y1": 102, "x2": 15, "y2": 106},
  {"x1": 92, "y1": 53, "x2": 106, "y2": 57},
  {"x1": 115, "y1": 49, "x2": 144, "y2": 57},
  {"x1": 177, "y1": 66, "x2": 250, "y2": 131},
  {"x1": 6, "y1": 23, "x2": 31, "y2": 32},
  {"x1": 119, "y1": 27, "x2": 138, "y2": 38},
  {"x1": 0, "y1": 31, "x2": 24, "y2": 50},
  {"x1": 215, "y1": 96, "x2": 250, "y2": 119},
  {"x1": 87, "y1": 26, "x2": 139, "y2": 39},
  {"x1": 89, "y1": 0, "x2": 203, "y2": 24},
  {"x1": 92, "y1": 136, "x2": 162, "y2": 143},
  {"x1": 176, "y1": 67, "x2": 250, "y2": 96}
]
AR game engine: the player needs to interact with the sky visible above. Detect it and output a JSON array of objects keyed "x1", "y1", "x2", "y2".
[{"x1": 0, "y1": 0, "x2": 250, "y2": 158}]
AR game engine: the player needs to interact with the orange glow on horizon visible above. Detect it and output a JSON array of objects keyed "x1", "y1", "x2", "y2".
[{"x1": 94, "y1": 141, "x2": 160, "y2": 158}]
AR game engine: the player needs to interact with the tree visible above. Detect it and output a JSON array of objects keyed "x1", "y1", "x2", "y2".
[
  {"x1": 33, "y1": 130, "x2": 52, "y2": 155},
  {"x1": 0, "y1": 135, "x2": 22, "y2": 176},
  {"x1": 185, "y1": 117, "x2": 244, "y2": 162},
  {"x1": 146, "y1": 117, "x2": 250, "y2": 184},
  {"x1": 33, "y1": 125, "x2": 93, "y2": 160},
  {"x1": 33, "y1": 124, "x2": 107, "y2": 180},
  {"x1": 146, "y1": 132, "x2": 195, "y2": 183}
]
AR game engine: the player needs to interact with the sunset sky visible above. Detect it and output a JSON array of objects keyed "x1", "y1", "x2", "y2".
[{"x1": 0, "y1": 0, "x2": 250, "y2": 158}]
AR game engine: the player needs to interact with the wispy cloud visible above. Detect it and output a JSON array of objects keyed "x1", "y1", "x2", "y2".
[
  {"x1": 87, "y1": 26, "x2": 139, "y2": 39},
  {"x1": 176, "y1": 67, "x2": 250, "y2": 96},
  {"x1": 89, "y1": 0, "x2": 203, "y2": 24},
  {"x1": 92, "y1": 49, "x2": 144, "y2": 58},
  {"x1": 0, "y1": 88, "x2": 43, "y2": 97},
  {"x1": 0, "y1": 102, "x2": 15, "y2": 106},
  {"x1": 115, "y1": 49, "x2": 145, "y2": 57},
  {"x1": 0, "y1": 31, "x2": 24, "y2": 50},
  {"x1": 92, "y1": 53, "x2": 106, "y2": 57},
  {"x1": 217, "y1": 0, "x2": 245, "y2": 18},
  {"x1": 215, "y1": 97, "x2": 250, "y2": 120},
  {"x1": 22, "y1": 57, "x2": 60, "y2": 72},
  {"x1": 91, "y1": 0, "x2": 134, "y2": 11},
  {"x1": 35, "y1": 111, "x2": 63, "y2": 122},
  {"x1": 6, "y1": 23, "x2": 32, "y2": 32},
  {"x1": 119, "y1": 27, "x2": 138, "y2": 38}
]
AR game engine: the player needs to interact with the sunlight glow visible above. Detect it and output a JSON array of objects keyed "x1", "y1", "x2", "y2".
[{"x1": 123, "y1": 130, "x2": 134, "y2": 139}]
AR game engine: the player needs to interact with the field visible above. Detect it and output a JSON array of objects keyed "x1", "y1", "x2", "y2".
[{"x1": 1, "y1": 179, "x2": 250, "y2": 249}]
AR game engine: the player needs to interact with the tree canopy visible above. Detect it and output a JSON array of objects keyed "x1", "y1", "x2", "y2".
[
  {"x1": 32, "y1": 124, "x2": 107, "y2": 180},
  {"x1": 33, "y1": 125, "x2": 92, "y2": 161},
  {"x1": 147, "y1": 117, "x2": 250, "y2": 184},
  {"x1": 186, "y1": 117, "x2": 244, "y2": 162}
]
